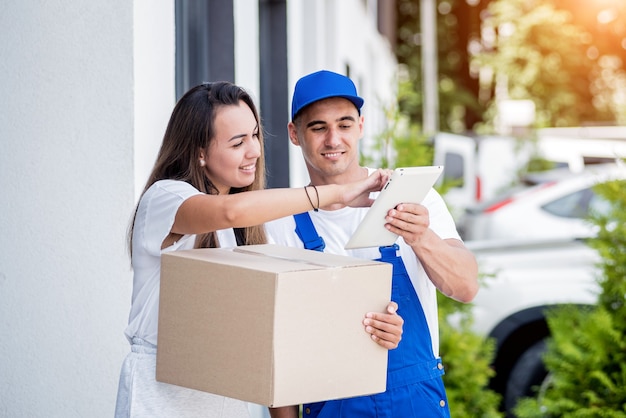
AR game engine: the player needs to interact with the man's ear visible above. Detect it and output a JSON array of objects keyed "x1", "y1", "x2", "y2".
[{"x1": 288, "y1": 122, "x2": 300, "y2": 146}]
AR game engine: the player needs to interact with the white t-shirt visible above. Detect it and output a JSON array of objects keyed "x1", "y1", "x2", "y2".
[
  {"x1": 124, "y1": 179, "x2": 237, "y2": 346},
  {"x1": 264, "y1": 183, "x2": 460, "y2": 356}
]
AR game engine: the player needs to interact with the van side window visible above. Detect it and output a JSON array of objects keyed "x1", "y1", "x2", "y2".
[{"x1": 444, "y1": 153, "x2": 465, "y2": 187}]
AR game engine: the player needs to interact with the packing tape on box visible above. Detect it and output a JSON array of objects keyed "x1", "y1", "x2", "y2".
[{"x1": 232, "y1": 247, "x2": 339, "y2": 269}]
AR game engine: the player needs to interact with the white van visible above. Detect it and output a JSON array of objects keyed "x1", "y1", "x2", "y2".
[
  {"x1": 433, "y1": 132, "x2": 533, "y2": 220},
  {"x1": 433, "y1": 127, "x2": 626, "y2": 220}
]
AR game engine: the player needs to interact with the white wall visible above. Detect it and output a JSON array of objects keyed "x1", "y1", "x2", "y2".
[
  {"x1": 234, "y1": 0, "x2": 261, "y2": 102},
  {"x1": 133, "y1": 1, "x2": 176, "y2": 199},
  {"x1": 0, "y1": 1, "x2": 174, "y2": 416}
]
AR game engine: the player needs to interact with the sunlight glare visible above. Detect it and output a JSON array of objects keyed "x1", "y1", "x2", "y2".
[{"x1": 597, "y1": 9, "x2": 617, "y2": 25}]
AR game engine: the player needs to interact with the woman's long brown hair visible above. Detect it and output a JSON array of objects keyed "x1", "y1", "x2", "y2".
[{"x1": 128, "y1": 82, "x2": 267, "y2": 256}]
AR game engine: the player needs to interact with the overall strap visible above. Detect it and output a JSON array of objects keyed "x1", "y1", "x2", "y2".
[
  {"x1": 377, "y1": 243, "x2": 401, "y2": 262},
  {"x1": 293, "y1": 212, "x2": 325, "y2": 252}
]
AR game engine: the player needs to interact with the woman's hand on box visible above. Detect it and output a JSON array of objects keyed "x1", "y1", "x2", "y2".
[{"x1": 363, "y1": 301, "x2": 403, "y2": 349}]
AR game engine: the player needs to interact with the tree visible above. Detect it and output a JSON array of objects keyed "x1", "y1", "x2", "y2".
[
  {"x1": 396, "y1": 0, "x2": 626, "y2": 133},
  {"x1": 474, "y1": 0, "x2": 622, "y2": 129},
  {"x1": 395, "y1": 0, "x2": 487, "y2": 133}
]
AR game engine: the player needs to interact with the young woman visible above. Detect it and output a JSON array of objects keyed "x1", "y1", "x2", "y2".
[{"x1": 114, "y1": 82, "x2": 388, "y2": 418}]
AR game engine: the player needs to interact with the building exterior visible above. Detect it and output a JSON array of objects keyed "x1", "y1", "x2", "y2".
[{"x1": 0, "y1": 1, "x2": 397, "y2": 416}]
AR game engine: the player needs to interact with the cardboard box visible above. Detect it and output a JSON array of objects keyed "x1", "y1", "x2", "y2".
[{"x1": 156, "y1": 244, "x2": 392, "y2": 407}]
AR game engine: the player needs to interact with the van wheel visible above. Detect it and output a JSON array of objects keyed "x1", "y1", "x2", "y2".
[{"x1": 504, "y1": 339, "x2": 548, "y2": 414}]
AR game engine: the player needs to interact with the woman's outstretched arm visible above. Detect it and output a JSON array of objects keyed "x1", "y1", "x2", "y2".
[{"x1": 171, "y1": 169, "x2": 388, "y2": 235}]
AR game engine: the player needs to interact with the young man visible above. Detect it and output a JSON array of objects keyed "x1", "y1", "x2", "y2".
[{"x1": 266, "y1": 70, "x2": 479, "y2": 418}]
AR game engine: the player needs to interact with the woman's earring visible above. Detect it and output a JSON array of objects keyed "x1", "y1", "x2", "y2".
[{"x1": 199, "y1": 159, "x2": 206, "y2": 167}]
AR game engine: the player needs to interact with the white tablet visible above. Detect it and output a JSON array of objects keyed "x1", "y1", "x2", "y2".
[{"x1": 344, "y1": 166, "x2": 443, "y2": 249}]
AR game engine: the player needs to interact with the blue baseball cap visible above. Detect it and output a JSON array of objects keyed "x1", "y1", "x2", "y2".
[{"x1": 291, "y1": 70, "x2": 364, "y2": 120}]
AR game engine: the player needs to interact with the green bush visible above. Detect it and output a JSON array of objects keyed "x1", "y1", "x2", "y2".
[
  {"x1": 514, "y1": 177, "x2": 626, "y2": 417},
  {"x1": 438, "y1": 292, "x2": 504, "y2": 418}
]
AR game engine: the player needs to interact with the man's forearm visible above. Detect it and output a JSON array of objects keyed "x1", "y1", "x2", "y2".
[{"x1": 417, "y1": 236, "x2": 479, "y2": 303}]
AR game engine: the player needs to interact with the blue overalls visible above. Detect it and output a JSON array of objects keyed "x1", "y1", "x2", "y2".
[{"x1": 294, "y1": 213, "x2": 451, "y2": 418}]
